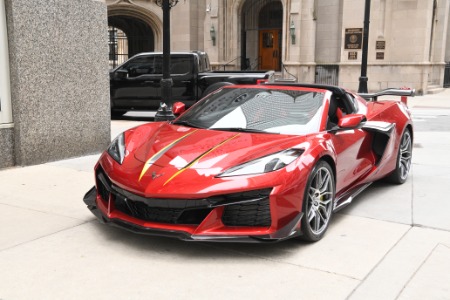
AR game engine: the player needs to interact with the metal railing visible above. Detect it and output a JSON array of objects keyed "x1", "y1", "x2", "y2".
[
  {"x1": 444, "y1": 62, "x2": 450, "y2": 88},
  {"x1": 315, "y1": 65, "x2": 339, "y2": 86}
]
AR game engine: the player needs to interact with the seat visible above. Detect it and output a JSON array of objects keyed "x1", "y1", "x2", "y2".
[{"x1": 327, "y1": 96, "x2": 343, "y2": 129}]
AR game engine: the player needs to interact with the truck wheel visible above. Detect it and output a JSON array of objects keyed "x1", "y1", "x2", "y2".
[{"x1": 202, "y1": 82, "x2": 233, "y2": 98}]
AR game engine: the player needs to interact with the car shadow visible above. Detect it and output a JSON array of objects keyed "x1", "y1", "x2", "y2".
[
  {"x1": 89, "y1": 220, "x2": 312, "y2": 260},
  {"x1": 87, "y1": 182, "x2": 395, "y2": 259},
  {"x1": 336, "y1": 180, "x2": 392, "y2": 215}
]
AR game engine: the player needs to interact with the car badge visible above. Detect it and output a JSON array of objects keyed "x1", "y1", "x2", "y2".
[{"x1": 152, "y1": 172, "x2": 164, "y2": 180}]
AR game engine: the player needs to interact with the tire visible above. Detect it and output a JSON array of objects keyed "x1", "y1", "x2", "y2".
[
  {"x1": 300, "y1": 160, "x2": 335, "y2": 242},
  {"x1": 386, "y1": 128, "x2": 412, "y2": 184},
  {"x1": 202, "y1": 82, "x2": 233, "y2": 98}
]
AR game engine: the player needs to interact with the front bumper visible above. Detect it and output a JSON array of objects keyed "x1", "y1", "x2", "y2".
[{"x1": 83, "y1": 186, "x2": 303, "y2": 243}]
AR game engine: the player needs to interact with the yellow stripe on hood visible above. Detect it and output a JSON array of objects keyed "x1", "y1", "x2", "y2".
[
  {"x1": 138, "y1": 130, "x2": 198, "y2": 181},
  {"x1": 163, "y1": 133, "x2": 240, "y2": 186}
]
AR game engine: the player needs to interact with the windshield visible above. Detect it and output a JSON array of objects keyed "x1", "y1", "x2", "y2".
[{"x1": 175, "y1": 87, "x2": 325, "y2": 135}]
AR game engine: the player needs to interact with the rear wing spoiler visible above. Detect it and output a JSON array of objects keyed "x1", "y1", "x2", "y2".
[{"x1": 359, "y1": 88, "x2": 415, "y2": 101}]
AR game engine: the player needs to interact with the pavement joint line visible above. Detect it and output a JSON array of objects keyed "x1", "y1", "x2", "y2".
[
  {"x1": 336, "y1": 212, "x2": 412, "y2": 227},
  {"x1": 410, "y1": 223, "x2": 450, "y2": 233},
  {"x1": 201, "y1": 242, "x2": 361, "y2": 281},
  {"x1": 336, "y1": 211, "x2": 450, "y2": 234},
  {"x1": 346, "y1": 226, "x2": 413, "y2": 300},
  {"x1": 0, "y1": 201, "x2": 87, "y2": 222},
  {"x1": 394, "y1": 243, "x2": 449, "y2": 299},
  {"x1": 0, "y1": 220, "x2": 93, "y2": 253},
  {"x1": 411, "y1": 165, "x2": 415, "y2": 227}
]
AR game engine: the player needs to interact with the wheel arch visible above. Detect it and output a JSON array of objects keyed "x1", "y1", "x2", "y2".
[
  {"x1": 318, "y1": 154, "x2": 336, "y2": 181},
  {"x1": 405, "y1": 123, "x2": 413, "y2": 141}
]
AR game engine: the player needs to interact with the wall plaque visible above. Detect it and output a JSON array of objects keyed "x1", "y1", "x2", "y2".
[
  {"x1": 348, "y1": 52, "x2": 358, "y2": 60},
  {"x1": 376, "y1": 41, "x2": 386, "y2": 50},
  {"x1": 345, "y1": 28, "x2": 363, "y2": 50}
]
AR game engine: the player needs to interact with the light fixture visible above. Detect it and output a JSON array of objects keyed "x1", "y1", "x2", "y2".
[
  {"x1": 155, "y1": 0, "x2": 179, "y2": 8},
  {"x1": 210, "y1": 25, "x2": 216, "y2": 46},
  {"x1": 290, "y1": 21, "x2": 296, "y2": 45}
]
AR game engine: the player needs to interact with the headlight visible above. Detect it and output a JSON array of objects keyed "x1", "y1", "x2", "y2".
[
  {"x1": 107, "y1": 133, "x2": 126, "y2": 164},
  {"x1": 218, "y1": 149, "x2": 304, "y2": 177}
]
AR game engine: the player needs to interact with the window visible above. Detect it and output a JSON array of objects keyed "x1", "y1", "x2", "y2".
[
  {"x1": 120, "y1": 55, "x2": 194, "y2": 77},
  {"x1": 108, "y1": 26, "x2": 128, "y2": 69},
  {"x1": 176, "y1": 88, "x2": 325, "y2": 135}
]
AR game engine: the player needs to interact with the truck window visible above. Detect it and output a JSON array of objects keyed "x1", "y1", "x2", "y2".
[
  {"x1": 120, "y1": 56, "x2": 162, "y2": 77},
  {"x1": 120, "y1": 55, "x2": 193, "y2": 77},
  {"x1": 170, "y1": 57, "x2": 194, "y2": 75}
]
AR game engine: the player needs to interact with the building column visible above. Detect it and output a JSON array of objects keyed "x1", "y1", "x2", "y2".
[{"x1": 4, "y1": 0, "x2": 111, "y2": 167}]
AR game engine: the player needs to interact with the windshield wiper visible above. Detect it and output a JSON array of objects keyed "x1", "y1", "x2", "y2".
[
  {"x1": 210, "y1": 127, "x2": 278, "y2": 134},
  {"x1": 172, "y1": 120, "x2": 204, "y2": 129}
]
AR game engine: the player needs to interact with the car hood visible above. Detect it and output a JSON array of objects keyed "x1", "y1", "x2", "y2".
[{"x1": 109, "y1": 122, "x2": 309, "y2": 194}]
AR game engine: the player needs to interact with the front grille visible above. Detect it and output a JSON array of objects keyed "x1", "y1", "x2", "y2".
[
  {"x1": 95, "y1": 166, "x2": 272, "y2": 227},
  {"x1": 114, "y1": 194, "x2": 203, "y2": 224},
  {"x1": 112, "y1": 187, "x2": 213, "y2": 225},
  {"x1": 222, "y1": 198, "x2": 271, "y2": 227}
]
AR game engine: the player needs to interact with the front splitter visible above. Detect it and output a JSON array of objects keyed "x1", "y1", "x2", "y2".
[{"x1": 83, "y1": 186, "x2": 303, "y2": 243}]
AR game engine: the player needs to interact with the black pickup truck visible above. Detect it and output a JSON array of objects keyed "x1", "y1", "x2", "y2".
[{"x1": 109, "y1": 51, "x2": 275, "y2": 116}]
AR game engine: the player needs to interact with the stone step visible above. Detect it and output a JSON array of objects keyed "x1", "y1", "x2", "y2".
[{"x1": 427, "y1": 85, "x2": 445, "y2": 94}]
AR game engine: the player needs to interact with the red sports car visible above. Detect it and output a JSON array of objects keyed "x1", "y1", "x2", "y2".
[{"x1": 83, "y1": 83, "x2": 414, "y2": 242}]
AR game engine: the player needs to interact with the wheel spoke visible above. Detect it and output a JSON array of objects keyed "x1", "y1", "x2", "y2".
[
  {"x1": 320, "y1": 199, "x2": 332, "y2": 207},
  {"x1": 315, "y1": 171, "x2": 322, "y2": 189},
  {"x1": 318, "y1": 207, "x2": 328, "y2": 222},
  {"x1": 308, "y1": 207, "x2": 316, "y2": 222},
  {"x1": 319, "y1": 172, "x2": 331, "y2": 193},
  {"x1": 313, "y1": 210, "x2": 321, "y2": 231}
]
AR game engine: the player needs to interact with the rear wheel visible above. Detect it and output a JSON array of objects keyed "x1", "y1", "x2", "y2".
[
  {"x1": 386, "y1": 129, "x2": 412, "y2": 184},
  {"x1": 300, "y1": 160, "x2": 335, "y2": 242}
]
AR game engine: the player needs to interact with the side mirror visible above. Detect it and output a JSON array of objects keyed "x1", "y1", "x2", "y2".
[
  {"x1": 173, "y1": 102, "x2": 186, "y2": 116},
  {"x1": 338, "y1": 114, "x2": 366, "y2": 129},
  {"x1": 114, "y1": 69, "x2": 128, "y2": 79}
]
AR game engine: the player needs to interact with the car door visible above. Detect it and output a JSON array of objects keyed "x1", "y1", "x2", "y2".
[
  {"x1": 110, "y1": 55, "x2": 162, "y2": 110},
  {"x1": 327, "y1": 93, "x2": 375, "y2": 194}
]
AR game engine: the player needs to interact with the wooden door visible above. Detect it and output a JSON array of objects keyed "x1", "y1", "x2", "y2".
[{"x1": 259, "y1": 30, "x2": 280, "y2": 71}]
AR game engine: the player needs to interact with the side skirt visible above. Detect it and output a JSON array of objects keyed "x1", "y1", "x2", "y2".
[{"x1": 333, "y1": 182, "x2": 372, "y2": 212}]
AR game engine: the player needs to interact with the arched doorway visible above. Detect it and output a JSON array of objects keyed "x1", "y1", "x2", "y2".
[
  {"x1": 108, "y1": 15, "x2": 155, "y2": 69},
  {"x1": 240, "y1": 0, "x2": 283, "y2": 71}
]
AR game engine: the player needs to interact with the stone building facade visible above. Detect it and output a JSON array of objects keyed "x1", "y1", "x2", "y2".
[
  {"x1": 0, "y1": 0, "x2": 110, "y2": 169},
  {"x1": 104, "y1": 0, "x2": 450, "y2": 94}
]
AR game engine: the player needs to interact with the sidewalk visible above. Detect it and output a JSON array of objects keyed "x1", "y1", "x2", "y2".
[{"x1": 0, "y1": 90, "x2": 449, "y2": 299}]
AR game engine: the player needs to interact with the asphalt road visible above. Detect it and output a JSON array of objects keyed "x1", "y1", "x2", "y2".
[{"x1": 412, "y1": 108, "x2": 450, "y2": 131}]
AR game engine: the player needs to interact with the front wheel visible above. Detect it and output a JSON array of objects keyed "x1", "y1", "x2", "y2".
[
  {"x1": 300, "y1": 160, "x2": 335, "y2": 242},
  {"x1": 386, "y1": 128, "x2": 412, "y2": 184}
]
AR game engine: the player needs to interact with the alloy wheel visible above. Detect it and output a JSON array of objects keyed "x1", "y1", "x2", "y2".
[
  {"x1": 399, "y1": 130, "x2": 412, "y2": 181},
  {"x1": 306, "y1": 166, "x2": 334, "y2": 235}
]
